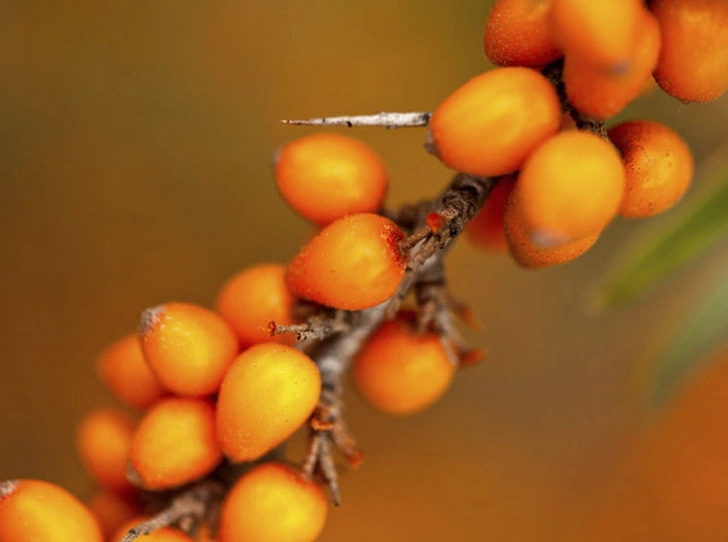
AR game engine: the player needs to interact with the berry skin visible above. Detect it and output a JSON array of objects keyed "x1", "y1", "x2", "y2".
[
  {"x1": 217, "y1": 343, "x2": 321, "y2": 463},
  {"x1": 114, "y1": 517, "x2": 195, "y2": 542},
  {"x1": 76, "y1": 408, "x2": 136, "y2": 493},
  {"x1": 504, "y1": 181, "x2": 600, "y2": 268},
  {"x1": 465, "y1": 176, "x2": 516, "y2": 253},
  {"x1": 96, "y1": 333, "x2": 165, "y2": 409},
  {"x1": 563, "y1": 8, "x2": 660, "y2": 119},
  {"x1": 286, "y1": 213, "x2": 406, "y2": 310},
  {"x1": 550, "y1": 0, "x2": 643, "y2": 71},
  {"x1": 129, "y1": 398, "x2": 222, "y2": 490},
  {"x1": 352, "y1": 311, "x2": 456, "y2": 415},
  {"x1": 516, "y1": 131, "x2": 624, "y2": 243},
  {"x1": 216, "y1": 263, "x2": 296, "y2": 347},
  {"x1": 87, "y1": 490, "x2": 142, "y2": 540},
  {"x1": 484, "y1": 0, "x2": 561, "y2": 68},
  {"x1": 274, "y1": 132, "x2": 388, "y2": 226},
  {"x1": 651, "y1": 0, "x2": 728, "y2": 103},
  {"x1": 140, "y1": 302, "x2": 238, "y2": 397},
  {"x1": 218, "y1": 462, "x2": 327, "y2": 542},
  {"x1": 0, "y1": 479, "x2": 103, "y2": 542},
  {"x1": 608, "y1": 120, "x2": 694, "y2": 218},
  {"x1": 427, "y1": 67, "x2": 561, "y2": 176}
]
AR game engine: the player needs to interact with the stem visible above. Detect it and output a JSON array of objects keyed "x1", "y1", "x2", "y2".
[{"x1": 282, "y1": 111, "x2": 432, "y2": 129}]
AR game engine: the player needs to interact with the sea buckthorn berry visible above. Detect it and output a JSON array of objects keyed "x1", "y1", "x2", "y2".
[
  {"x1": 217, "y1": 343, "x2": 321, "y2": 463},
  {"x1": 286, "y1": 213, "x2": 406, "y2": 310},
  {"x1": 427, "y1": 67, "x2": 560, "y2": 176},
  {"x1": 608, "y1": 120, "x2": 694, "y2": 218},
  {"x1": 88, "y1": 490, "x2": 142, "y2": 540},
  {"x1": 563, "y1": 8, "x2": 660, "y2": 119},
  {"x1": 96, "y1": 333, "x2": 165, "y2": 409},
  {"x1": 651, "y1": 0, "x2": 728, "y2": 103},
  {"x1": 0, "y1": 479, "x2": 103, "y2": 542},
  {"x1": 550, "y1": 0, "x2": 642, "y2": 71},
  {"x1": 129, "y1": 398, "x2": 222, "y2": 490},
  {"x1": 465, "y1": 176, "x2": 516, "y2": 253},
  {"x1": 274, "y1": 132, "x2": 388, "y2": 226},
  {"x1": 114, "y1": 517, "x2": 195, "y2": 542},
  {"x1": 140, "y1": 302, "x2": 238, "y2": 397},
  {"x1": 76, "y1": 408, "x2": 135, "y2": 493},
  {"x1": 216, "y1": 263, "x2": 296, "y2": 347},
  {"x1": 504, "y1": 182, "x2": 600, "y2": 268},
  {"x1": 218, "y1": 462, "x2": 327, "y2": 542},
  {"x1": 484, "y1": 0, "x2": 561, "y2": 68},
  {"x1": 517, "y1": 131, "x2": 624, "y2": 243},
  {"x1": 352, "y1": 311, "x2": 456, "y2": 415}
]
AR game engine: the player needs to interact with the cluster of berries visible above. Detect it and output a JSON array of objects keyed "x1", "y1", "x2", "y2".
[
  {"x1": 1, "y1": 1, "x2": 725, "y2": 541},
  {"x1": 456, "y1": 0, "x2": 726, "y2": 268}
]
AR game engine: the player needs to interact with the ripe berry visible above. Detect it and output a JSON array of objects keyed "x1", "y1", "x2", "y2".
[
  {"x1": 96, "y1": 333, "x2": 165, "y2": 409},
  {"x1": 274, "y1": 132, "x2": 388, "y2": 225},
  {"x1": 76, "y1": 408, "x2": 135, "y2": 493},
  {"x1": 286, "y1": 213, "x2": 406, "y2": 310},
  {"x1": 217, "y1": 343, "x2": 321, "y2": 462},
  {"x1": 651, "y1": 0, "x2": 728, "y2": 103},
  {"x1": 216, "y1": 263, "x2": 296, "y2": 347},
  {"x1": 608, "y1": 120, "x2": 694, "y2": 218},
  {"x1": 88, "y1": 490, "x2": 142, "y2": 540},
  {"x1": 352, "y1": 311, "x2": 456, "y2": 415},
  {"x1": 484, "y1": 0, "x2": 561, "y2": 68},
  {"x1": 550, "y1": 0, "x2": 642, "y2": 71},
  {"x1": 427, "y1": 67, "x2": 561, "y2": 176},
  {"x1": 563, "y1": 8, "x2": 660, "y2": 119},
  {"x1": 218, "y1": 462, "x2": 327, "y2": 542},
  {"x1": 140, "y1": 302, "x2": 238, "y2": 397},
  {"x1": 516, "y1": 131, "x2": 624, "y2": 243},
  {"x1": 129, "y1": 398, "x2": 222, "y2": 490},
  {"x1": 0, "y1": 479, "x2": 103, "y2": 542},
  {"x1": 504, "y1": 181, "x2": 600, "y2": 268},
  {"x1": 114, "y1": 517, "x2": 194, "y2": 542},
  {"x1": 465, "y1": 176, "x2": 516, "y2": 253}
]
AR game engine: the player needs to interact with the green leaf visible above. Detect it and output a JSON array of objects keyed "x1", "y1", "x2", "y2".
[
  {"x1": 590, "y1": 161, "x2": 728, "y2": 310},
  {"x1": 645, "y1": 274, "x2": 728, "y2": 408}
]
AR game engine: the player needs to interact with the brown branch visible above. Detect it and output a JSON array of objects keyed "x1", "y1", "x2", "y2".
[
  {"x1": 282, "y1": 111, "x2": 432, "y2": 129},
  {"x1": 119, "y1": 480, "x2": 225, "y2": 542},
  {"x1": 269, "y1": 310, "x2": 350, "y2": 343}
]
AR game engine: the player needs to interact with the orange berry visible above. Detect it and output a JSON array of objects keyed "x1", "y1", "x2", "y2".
[
  {"x1": 76, "y1": 408, "x2": 135, "y2": 493},
  {"x1": 274, "y1": 132, "x2": 388, "y2": 225},
  {"x1": 215, "y1": 263, "x2": 296, "y2": 347},
  {"x1": 87, "y1": 490, "x2": 142, "y2": 540},
  {"x1": 352, "y1": 311, "x2": 456, "y2": 415},
  {"x1": 129, "y1": 398, "x2": 222, "y2": 490},
  {"x1": 504, "y1": 181, "x2": 600, "y2": 268},
  {"x1": 516, "y1": 131, "x2": 624, "y2": 243},
  {"x1": 550, "y1": 0, "x2": 643, "y2": 71},
  {"x1": 608, "y1": 120, "x2": 694, "y2": 218},
  {"x1": 218, "y1": 462, "x2": 327, "y2": 542},
  {"x1": 465, "y1": 176, "x2": 516, "y2": 253},
  {"x1": 286, "y1": 213, "x2": 406, "y2": 310},
  {"x1": 217, "y1": 344, "x2": 321, "y2": 463},
  {"x1": 651, "y1": 0, "x2": 728, "y2": 103},
  {"x1": 96, "y1": 333, "x2": 165, "y2": 409},
  {"x1": 427, "y1": 67, "x2": 560, "y2": 176},
  {"x1": 0, "y1": 479, "x2": 103, "y2": 542},
  {"x1": 114, "y1": 517, "x2": 194, "y2": 542},
  {"x1": 140, "y1": 302, "x2": 238, "y2": 397},
  {"x1": 563, "y1": 8, "x2": 660, "y2": 119},
  {"x1": 484, "y1": 0, "x2": 561, "y2": 68}
]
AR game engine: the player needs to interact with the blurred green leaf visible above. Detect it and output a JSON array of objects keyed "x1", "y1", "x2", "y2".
[
  {"x1": 647, "y1": 274, "x2": 728, "y2": 407},
  {"x1": 591, "y1": 165, "x2": 728, "y2": 309}
]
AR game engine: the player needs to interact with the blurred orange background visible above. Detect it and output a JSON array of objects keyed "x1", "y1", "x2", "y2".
[{"x1": 2, "y1": 1, "x2": 728, "y2": 540}]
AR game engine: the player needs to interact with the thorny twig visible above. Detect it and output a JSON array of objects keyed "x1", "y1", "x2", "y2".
[
  {"x1": 119, "y1": 480, "x2": 225, "y2": 542},
  {"x1": 282, "y1": 111, "x2": 432, "y2": 129}
]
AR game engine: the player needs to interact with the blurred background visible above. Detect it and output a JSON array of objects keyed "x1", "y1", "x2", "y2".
[{"x1": 2, "y1": 1, "x2": 727, "y2": 540}]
